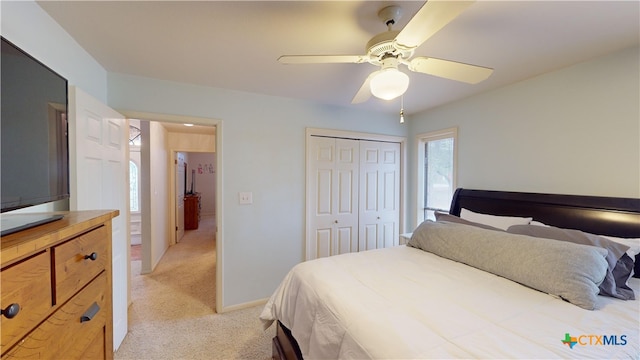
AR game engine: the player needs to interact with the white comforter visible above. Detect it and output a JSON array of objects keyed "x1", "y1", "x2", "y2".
[{"x1": 260, "y1": 246, "x2": 640, "y2": 359}]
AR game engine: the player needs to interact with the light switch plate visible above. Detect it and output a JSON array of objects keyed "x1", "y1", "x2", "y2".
[{"x1": 239, "y1": 192, "x2": 253, "y2": 205}]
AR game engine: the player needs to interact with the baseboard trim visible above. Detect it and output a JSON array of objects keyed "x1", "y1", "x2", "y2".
[{"x1": 218, "y1": 298, "x2": 268, "y2": 313}]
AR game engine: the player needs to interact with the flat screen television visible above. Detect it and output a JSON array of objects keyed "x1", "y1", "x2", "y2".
[{"x1": 1, "y1": 37, "x2": 69, "y2": 233}]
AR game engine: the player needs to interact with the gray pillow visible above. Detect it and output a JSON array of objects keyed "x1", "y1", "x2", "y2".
[
  {"x1": 408, "y1": 221, "x2": 608, "y2": 310},
  {"x1": 507, "y1": 224, "x2": 635, "y2": 300}
]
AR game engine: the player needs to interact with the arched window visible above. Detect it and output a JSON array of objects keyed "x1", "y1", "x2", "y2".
[{"x1": 130, "y1": 160, "x2": 139, "y2": 212}]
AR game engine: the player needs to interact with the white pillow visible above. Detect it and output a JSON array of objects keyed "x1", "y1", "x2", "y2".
[
  {"x1": 600, "y1": 235, "x2": 640, "y2": 258},
  {"x1": 530, "y1": 220, "x2": 549, "y2": 227},
  {"x1": 460, "y1": 208, "x2": 532, "y2": 230}
]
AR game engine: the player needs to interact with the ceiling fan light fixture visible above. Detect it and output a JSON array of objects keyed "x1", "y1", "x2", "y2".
[{"x1": 370, "y1": 67, "x2": 409, "y2": 101}]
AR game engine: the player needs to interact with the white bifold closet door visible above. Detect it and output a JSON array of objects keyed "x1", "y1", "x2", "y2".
[
  {"x1": 358, "y1": 141, "x2": 401, "y2": 251},
  {"x1": 307, "y1": 137, "x2": 360, "y2": 259},
  {"x1": 307, "y1": 136, "x2": 400, "y2": 260}
]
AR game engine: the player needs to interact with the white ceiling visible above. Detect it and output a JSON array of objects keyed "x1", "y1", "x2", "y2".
[{"x1": 38, "y1": 1, "x2": 639, "y2": 116}]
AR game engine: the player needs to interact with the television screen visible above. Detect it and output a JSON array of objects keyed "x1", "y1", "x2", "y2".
[{"x1": 1, "y1": 37, "x2": 69, "y2": 213}]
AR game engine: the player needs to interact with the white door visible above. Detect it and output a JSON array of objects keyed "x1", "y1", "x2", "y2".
[
  {"x1": 175, "y1": 153, "x2": 185, "y2": 243},
  {"x1": 307, "y1": 136, "x2": 359, "y2": 259},
  {"x1": 359, "y1": 141, "x2": 401, "y2": 251},
  {"x1": 68, "y1": 86, "x2": 128, "y2": 351}
]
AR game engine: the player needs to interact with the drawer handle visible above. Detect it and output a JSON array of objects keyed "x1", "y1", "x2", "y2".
[
  {"x1": 81, "y1": 302, "x2": 100, "y2": 323},
  {"x1": 1, "y1": 303, "x2": 20, "y2": 319},
  {"x1": 84, "y1": 252, "x2": 98, "y2": 261}
]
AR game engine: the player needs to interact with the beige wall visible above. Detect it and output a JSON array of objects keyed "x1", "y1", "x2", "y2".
[
  {"x1": 148, "y1": 121, "x2": 170, "y2": 272},
  {"x1": 168, "y1": 132, "x2": 215, "y2": 152},
  {"x1": 187, "y1": 152, "x2": 216, "y2": 216}
]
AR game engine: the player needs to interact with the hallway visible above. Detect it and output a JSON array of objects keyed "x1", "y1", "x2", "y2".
[
  {"x1": 116, "y1": 215, "x2": 272, "y2": 359},
  {"x1": 130, "y1": 215, "x2": 217, "y2": 309}
]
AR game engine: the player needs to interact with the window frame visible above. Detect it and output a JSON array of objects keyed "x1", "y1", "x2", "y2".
[
  {"x1": 415, "y1": 127, "x2": 458, "y2": 226},
  {"x1": 129, "y1": 160, "x2": 140, "y2": 213}
]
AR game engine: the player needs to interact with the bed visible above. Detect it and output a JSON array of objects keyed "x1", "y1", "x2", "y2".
[{"x1": 260, "y1": 188, "x2": 640, "y2": 359}]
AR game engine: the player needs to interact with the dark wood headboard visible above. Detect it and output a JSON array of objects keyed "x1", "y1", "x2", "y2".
[{"x1": 449, "y1": 188, "x2": 640, "y2": 277}]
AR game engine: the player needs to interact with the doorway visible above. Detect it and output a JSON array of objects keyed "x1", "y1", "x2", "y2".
[
  {"x1": 176, "y1": 151, "x2": 216, "y2": 243},
  {"x1": 129, "y1": 119, "x2": 143, "y2": 261},
  {"x1": 122, "y1": 110, "x2": 221, "y2": 312}
]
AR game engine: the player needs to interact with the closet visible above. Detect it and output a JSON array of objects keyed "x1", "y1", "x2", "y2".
[{"x1": 307, "y1": 134, "x2": 401, "y2": 260}]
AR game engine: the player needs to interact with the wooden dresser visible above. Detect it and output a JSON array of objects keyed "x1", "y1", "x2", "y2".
[
  {"x1": 1, "y1": 210, "x2": 118, "y2": 360},
  {"x1": 184, "y1": 193, "x2": 201, "y2": 230}
]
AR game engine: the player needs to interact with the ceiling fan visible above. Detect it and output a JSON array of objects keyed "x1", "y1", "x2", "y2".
[{"x1": 278, "y1": 0, "x2": 493, "y2": 104}]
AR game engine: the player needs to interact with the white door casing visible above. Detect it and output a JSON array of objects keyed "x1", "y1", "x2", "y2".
[
  {"x1": 307, "y1": 136, "x2": 359, "y2": 259},
  {"x1": 359, "y1": 141, "x2": 401, "y2": 251},
  {"x1": 175, "y1": 153, "x2": 185, "y2": 243},
  {"x1": 68, "y1": 86, "x2": 128, "y2": 351}
]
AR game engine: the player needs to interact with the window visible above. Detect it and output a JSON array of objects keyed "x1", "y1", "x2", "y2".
[
  {"x1": 129, "y1": 160, "x2": 139, "y2": 212},
  {"x1": 129, "y1": 125, "x2": 141, "y2": 146},
  {"x1": 416, "y1": 127, "x2": 457, "y2": 223}
]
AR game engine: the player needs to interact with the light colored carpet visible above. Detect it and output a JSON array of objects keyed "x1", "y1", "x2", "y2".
[{"x1": 115, "y1": 216, "x2": 274, "y2": 360}]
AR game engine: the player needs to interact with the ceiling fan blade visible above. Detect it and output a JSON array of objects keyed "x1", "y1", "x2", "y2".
[
  {"x1": 278, "y1": 55, "x2": 368, "y2": 64},
  {"x1": 409, "y1": 57, "x2": 492, "y2": 84},
  {"x1": 351, "y1": 71, "x2": 378, "y2": 104},
  {"x1": 394, "y1": 1, "x2": 474, "y2": 50}
]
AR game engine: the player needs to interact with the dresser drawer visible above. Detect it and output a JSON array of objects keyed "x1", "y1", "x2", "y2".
[
  {"x1": 3, "y1": 272, "x2": 108, "y2": 359},
  {"x1": 1, "y1": 251, "x2": 52, "y2": 353},
  {"x1": 53, "y1": 226, "x2": 109, "y2": 304},
  {"x1": 79, "y1": 326, "x2": 107, "y2": 360}
]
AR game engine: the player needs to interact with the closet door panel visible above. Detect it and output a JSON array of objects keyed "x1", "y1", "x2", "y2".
[
  {"x1": 381, "y1": 220, "x2": 396, "y2": 248},
  {"x1": 336, "y1": 226, "x2": 356, "y2": 255},
  {"x1": 307, "y1": 137, "x2": 359, "y2": 260},
  {"x1": 308, "y1": 137, "x2": 335, "y2": 259},
  {"x1": 315, "y1": 228, "x2": 332, "y2": 259},
  {"x1": 334, "y1": 139, "x2": 359, "y2": 254},
  {"x1": 316, "y1": 169, "x2": 333, "y2": 215},
  {"x1": 337, "y1": 170, "x2": 355, "y2": 215},
  {"x1": 362, "y1": 223, "x2": 378, "y2": 251},
  {"x1": 359, "y1": 141, "x2": 400, "y2": 250},
  {"x1": 363, "y1": 170, "x2": 378, "y2": 212},
  {"x1": 382, "y1": 170, "x2": 397, "y2": 211}
]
